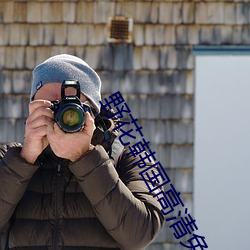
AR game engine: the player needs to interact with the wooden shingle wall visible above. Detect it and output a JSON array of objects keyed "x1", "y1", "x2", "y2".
[{"x1": 0, "y1": 1, "x2": 249, "y2": 249}]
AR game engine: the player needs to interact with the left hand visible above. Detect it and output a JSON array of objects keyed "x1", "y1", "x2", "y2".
[{"x1": 46, "y1": 112, "x2": 95, "y2": 162}]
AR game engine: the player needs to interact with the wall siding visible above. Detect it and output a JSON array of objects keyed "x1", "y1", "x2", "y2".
[{"x1": 0, "y1": 1, "x2": 249, "y2": 249}]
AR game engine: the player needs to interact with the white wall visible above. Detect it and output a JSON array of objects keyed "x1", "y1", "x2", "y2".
[{"x1": 194, "y1": 54, "x2": 250, "y2": 249}]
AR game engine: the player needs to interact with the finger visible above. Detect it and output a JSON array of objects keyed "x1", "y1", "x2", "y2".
[
  {"x1": 28, "y1": 106, "x2": 54, "y2": 123},
  {"x1": 25, "y1": 125, "x2": 48, "y2": 139},
  {"x1": 83, "y1": 112, "x2": 94, "y2": 136},
  {"x1": 26, "y1": 114, "x2": 54, "y2": 130},
  {"x1": 47, "y1": 122, "x2": 65, "y2": 141},
  {"x1": 29, "y1": 100, "x2": 52, "y2": 114},
  {"x1": 46, "y1": 121, "x2": 55, "y2": 138},
  {"x1": 53, "y1": 122, "x2": 65, "y2": 137}
]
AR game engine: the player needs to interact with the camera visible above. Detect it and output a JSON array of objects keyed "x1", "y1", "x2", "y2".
[{"x1": 50, "y1": 80, "x2": 92, "y2": 133}]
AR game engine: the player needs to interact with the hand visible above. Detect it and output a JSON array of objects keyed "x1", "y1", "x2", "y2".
[
  {"x1": 46, "y1": 112, "x2": 95, "y2": 162},
  {"x1": 21, "y1": 100, "x2": 54, "y2": 164}
]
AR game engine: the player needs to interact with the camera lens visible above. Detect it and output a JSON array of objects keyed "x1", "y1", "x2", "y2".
[{"x1": 55, "y1": 104, "x2": 85, "y2": 133}]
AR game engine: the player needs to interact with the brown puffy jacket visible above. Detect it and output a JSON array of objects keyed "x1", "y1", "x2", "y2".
[{"x1": 0, "y1": 113, "x2": 164, "y2": 250}]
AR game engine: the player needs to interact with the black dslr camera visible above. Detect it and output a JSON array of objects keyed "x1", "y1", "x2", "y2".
[{"x1": 50, "y1": 80, "x2": 92, "y2": 133}]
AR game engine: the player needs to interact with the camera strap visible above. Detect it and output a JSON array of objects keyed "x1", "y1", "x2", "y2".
[
  {"x1": 94, "y1": 108, "x2": 124, "y2": 166},
  {"x1": 110, "y1": 136, "x2": 124, "y2": 167}
]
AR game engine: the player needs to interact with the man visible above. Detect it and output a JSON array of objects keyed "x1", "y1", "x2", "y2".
[{"x1": 0, "y1": 54, "x2": 164, "y2": 250}]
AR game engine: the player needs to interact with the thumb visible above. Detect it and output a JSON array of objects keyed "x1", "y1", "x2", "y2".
[
  {"x1": 83, "y1": 112, "x2": 94, "y2": 136},
  {"x1": 46, "y1": 122, "x2": 55, "y2": 137}
]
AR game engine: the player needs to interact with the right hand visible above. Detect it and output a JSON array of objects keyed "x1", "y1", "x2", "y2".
[{"x1": 20, "y1": 100, "x2": 54, "y2": 164}]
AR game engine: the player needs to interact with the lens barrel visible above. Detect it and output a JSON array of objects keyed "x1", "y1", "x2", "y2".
[{"x1": 55, "y1": 103, "x2": 85, "y2": 133}]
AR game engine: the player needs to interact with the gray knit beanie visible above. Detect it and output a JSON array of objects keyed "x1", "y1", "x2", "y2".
[{"x1": 31, "y1": 54, "x2": 101, "y2": 113}]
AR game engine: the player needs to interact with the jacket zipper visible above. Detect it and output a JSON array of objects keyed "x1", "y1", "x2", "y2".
[{"x1": 52, "y1": 160, "x2": 62, "y2": 250}]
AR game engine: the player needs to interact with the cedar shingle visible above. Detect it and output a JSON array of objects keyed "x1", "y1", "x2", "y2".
[
  {"x1": 4, "y1": 47, "x2": 14, "y2": 69},
  {"x1": 242, "y1": 25, "x2": 250, "y2": 44},
  {"x1": 52, "y1": 2, "x2": 62, "y2": 23},
  {"x1": 183, "y1": 2, "x2": 194, "y2": 24},
  {"x1": 0, "y1": 24, "x2": 9, "y2": 45},
  {"x1": 41, "y1": 2, "x2": 55, "y2": 23},
  {"x1": 54, "y1": 24, "x2": 67, "y2": 45},
  {"x1": 2, "y1": 96, "x2": 23, "y2": 119},
  {"x1": 232, "y1": 25, "x2": 243, "y2": 44},
  {"x1": 0, "y1": 2, "x2": 3, "y2": 23},
  {"x1": 133, "y1": 47, "x2": 142, "y2": 70},
  {"x1": 158, "y1": 146, "x2": 171, "y2": 168},
  {"x1": 207, "y1": 2, "x2": 224, "y2": 24},
  {"x1": 120, "y1": 71, "x2": 136, "y2": 94},
  {"x1": 165, "y1": 26, "x2": 176, "y2": 45},
  {"x1": 174, "y1": 169, "x2": 193, "y2": 193},
  {"x1": 173, "y1": 120, "x2": 193, "y2": 144},
  {"x1": 176, "y1": 25, "x2": 189, "y2": 45},
  {"x1": 14, "y1": 2, "x2": 27, "y2": 22},
  {"x1": 186, "y1": 70, "x2": 194, "y2": 95},
  {"x1": 139, "y1": 95, "x2": 148, "y2": 119},
  {"x1": 12, "y1": 71, "x2": 31, "y2": 94},
  {"x1": 236, "y1": 3, "x2": 249, "y2": 24},
  {"x1": 76, "y1": 2, "x2": 94, "y2": 23},
  {"x1": 159, "y1": 3, "x2": 173, "y2": 24},
  {"x1": 159, "y1": 3, "x2": 182, "y2": 24},
  {"x1": 112, "y1": 45, "x2": 127, "y2": 71},
  {"x1": 25, "y1": 46, "x2": 36, "y2": 70},
  {"x1": 0, "y1": 119, "x2": 15, "y2": 143},
  {"x1": 67, "y1": 24, "x2": 87, "y2": 46},
  {"x1": 84, "y1": 46, "x2": 102, "y2": 69},
  {"x1": 224, "y1": 3, "x2": 236, "y2": 24},
  {"x1": 167, "y1": 46, "x2": 177, "y2": 69},
  {"x1": 62, "y1": 2, "x2": 76, "y2": 23},
  {"x1": 170, "y1": 144, "x2": 193, "y2": 168},
  {"x1": 141, "y1": 46, "x2": 160, "y2": 70},
  {"x1": 98, "y1": 46, "x2": 113, "y2": 71},
  {"x1": 147, "y1": 97, "x2": 161, "y2": 120},
  {"x1": 135, "y1": 2, "x2": 152, "y2": 23},
  {"x1": 199, "y1": 26, "x2": 214, "y2": 44},
  {"x1": 195, "y1": 2, "x2": 207, "y2": 24},
  {"x1": 150, "y1": 2, "x2": 159, "y2": 24},
  {"x1": 182, "y1": 95, "x2": 193, "y2": 119},
  {"x1": 169, "y1": 71, "x2": 186, "y2": 94},
  {"x1": 93, "y1": 1, "x2": 115, "y2": 24},
  {"x1": 43, "y1": 25, "x2": 54, "y2": 45},
  {"x1": 28, "y1": 24, "x2": 44, "y2": 46},
  {"x1": 187, "y1": 25, "x2": 199, "y2": 45},
  {"x1": 160, "y1": 95, "x2": 172, "y2": 119},
  {"x1": 99, "y1": 71, "x2": 112, "y2": 94},
  {"x1": 150, "y1": 72, "x2": 169, "y2": 95},
  {"x1": 154, "y1": 25, "x2": 166, "y2": 46},
  {"x1": 0, "y1": 71, "x2": 12, "y2": 94},
  {"x1": 51, "y1": 46, "x2": 75, "y2": 57},
  {"x1": 27, "y1": 2, "x2": 42, "y2": 23},
  {"x1": 134, "y1": 71, "x2": 151, "y2": 95},
  {"x1": 126, "y1": 95, "x2": 140, "y2": 119},
  {"x1": 160, "y1": 95, "x2": 193, "y2": 120},
  {"x1": 2, "y1": 1, "x2": 14, "y2": 23},
  {"x1": 115, "y1": 2, "x2": 136, "y2": 20},
  {"x1": 15, "y1": 119, "x2": 26, "y2": 143},
  {"x1": 14, "y1": 47, "x2": 25, "y2": 70},
  {"x1": 145, "y1": 25, "x2": 154, "y2": 46},
  {"x1": 133, "y1": 24, "x2": 144, "y2": 46},
  {"x1": 88, "y1": 25, "x2": 106, "y2": 45}
]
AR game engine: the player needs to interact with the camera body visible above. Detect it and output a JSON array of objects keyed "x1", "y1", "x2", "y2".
[{"x1": 50, "y1": 80, "x2": 92, "y2": 133}]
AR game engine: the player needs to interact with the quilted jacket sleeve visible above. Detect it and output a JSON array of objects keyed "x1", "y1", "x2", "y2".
[
  {"x1": 69, "y1": 145, "x2": 165, "y2": 250},
  {"x1": 0, "y1": 144, "x2": 39, "y2": 235}
]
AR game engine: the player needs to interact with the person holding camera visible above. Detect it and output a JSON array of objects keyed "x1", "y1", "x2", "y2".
[{"x1": 0, "y1": 54, "x2": 164, "y2": 250}]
